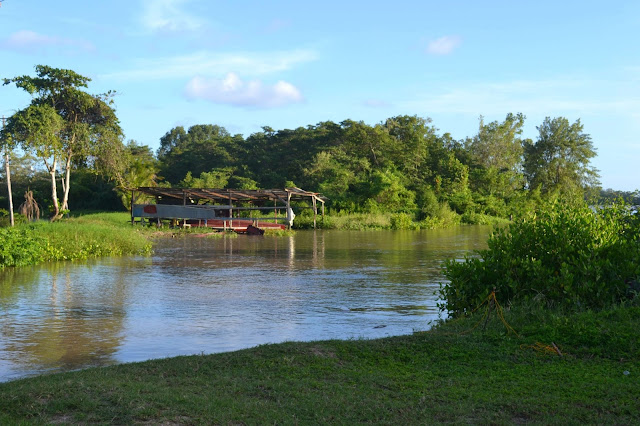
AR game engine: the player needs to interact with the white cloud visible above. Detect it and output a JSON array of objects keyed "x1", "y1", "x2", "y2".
[
  {"x1": 1, "y1": 30, "x2": 94, "y2": 52},
  {"x1": 426, "y1": 35, "x2": 462, "y2": 55},
  {"x1": 141, "y1": 0, "x2": 204, "y2": 33},
  {"x1": 184, "y1": 73, "x2": 304, "y2": 108},
  {"x1": 101, "y1": 49, "x2": 318, "y2": 81}
]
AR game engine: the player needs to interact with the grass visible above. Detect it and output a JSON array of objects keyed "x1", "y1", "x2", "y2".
[{"x1": 1, "y1": 304, "x2": 638, "y2": 424}]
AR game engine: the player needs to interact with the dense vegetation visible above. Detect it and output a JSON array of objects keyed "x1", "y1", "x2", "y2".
[
  {"x1": 440, "y1": 200, "x2": 640, "y2": 315},
  {"x1": 5, "y1": 66, "x2": 636, "y2": 227},
  {"x1": 0, "y1": 212, "x2": 151, "y2": 268},
  {"x1": 4, "y1": 112, "x2": 633, "y2": 224}
]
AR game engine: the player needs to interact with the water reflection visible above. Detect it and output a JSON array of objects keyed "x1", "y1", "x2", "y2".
[{"x1": 0, "y1": 227, "x2": 489, "y2": 382}]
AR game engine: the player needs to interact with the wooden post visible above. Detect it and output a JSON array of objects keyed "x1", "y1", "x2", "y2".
[
  {"x1": 321, "y1": 201, "x2": 325, "y2": 223},
  {"x1": 286, "y1": 191, "x2": 292, "y2": 230},
  {"x1": 228, "y1": 190, "x2": 233, "y2": 228},
  {"x1": 312, "y1": 196, "x2": 317, "y2": 229}
]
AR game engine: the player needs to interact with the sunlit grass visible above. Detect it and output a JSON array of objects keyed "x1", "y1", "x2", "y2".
[
  {"x1": 0, "y1": 213, "x2": 152, "y2": 268},
  {"x1": 0, "y1": 304, "x2": 638, "y2": 424}
]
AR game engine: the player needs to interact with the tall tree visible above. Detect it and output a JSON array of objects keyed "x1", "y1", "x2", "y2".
[
  {"x1": 3, "y1": 65, "x2": 123, "y2": 219},
  {"x1": 466, "y1": 113, "x2": 526, "y2": 200},
  {"x1": 157, "y1": 124, "x2": 242, "y2": 184},
  {"x1": 383, "y1": 115, "x2": 439, "y2": 185},
  {"x1": 524, "y1": 117, "x2": 599, "y2": 195},
  {"x1": 1, "y1": 115, "x2": 15, "y2": 226},
  {"x1": 2, "y1": 104, "x2": 64, "y2": 217}
]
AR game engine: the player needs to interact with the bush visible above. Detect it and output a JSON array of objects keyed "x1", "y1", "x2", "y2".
[
  {"x1": 439, "y1": 200, "x2": 640, "y2": 316},
  {"x1": 461, "y1": 211, "x2": 510, "y2": 226},
  {"x1": 390, "y1": 213, "x2": 418, "y2": 230}
]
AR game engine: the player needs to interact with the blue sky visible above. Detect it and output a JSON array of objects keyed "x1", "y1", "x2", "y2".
[{"x1": 1, "y1": 0, "x2": 638, "y2": 190}]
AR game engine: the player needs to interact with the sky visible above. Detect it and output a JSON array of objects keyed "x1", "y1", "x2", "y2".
[{"x1": 0, "y1": 0, "x2": 638, "y2": 191}]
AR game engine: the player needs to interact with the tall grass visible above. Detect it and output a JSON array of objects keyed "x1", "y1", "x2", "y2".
[
  {"x1": 0, "y1": 213, "x2": 152, "y2": 268},
  {"x1": 293, "y1": 209, "x2": 464, "y2": 230}
]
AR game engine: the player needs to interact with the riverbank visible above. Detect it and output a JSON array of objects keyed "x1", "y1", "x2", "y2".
[
  {"x1": 1, "y1": 304, "x2": 637, "y2": 424},
  {"x1": 294, "y1": 210, "x2": 509, "y2": 230},
  {"x1": 0, "y1": 212, "x2": 153, "y2": 268},
  {"x1": 0, "y1": 211, "x2": 504, "y2": 269}
]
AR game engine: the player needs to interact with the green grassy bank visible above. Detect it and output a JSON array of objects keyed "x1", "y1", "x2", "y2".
[
  {"x1": 293, "y1": 210, "x2": 509, "y2": 230},
  {"x1": 0, "y1": 213, "x2": 153, "y2": 268},
  {"x1": 0, "y1": 305, "x2": 638, "y2": 424},
  {"x1": 0, "y1": 210, "x2": 503, "y2": 269}
]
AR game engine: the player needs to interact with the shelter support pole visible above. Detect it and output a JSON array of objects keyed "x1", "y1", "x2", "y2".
[
  {"x1": 228, "y1": 190, "x2": 233, "y2": 228},
  {"x1": 287, "y1": 192, "x2": 291, "y2": 230},
  {"x1": 312, "y1": 196, "x2": 317, "y2": 229}
]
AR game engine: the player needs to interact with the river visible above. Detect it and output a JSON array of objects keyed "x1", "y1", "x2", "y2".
[{"x1": 0, "y1": 227, "x2": 490, "y2": 382}]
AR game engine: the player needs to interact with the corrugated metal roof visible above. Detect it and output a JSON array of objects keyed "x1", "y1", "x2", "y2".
[{"x1": 135, "y1": 187, "x2": 327, "y2": 203}]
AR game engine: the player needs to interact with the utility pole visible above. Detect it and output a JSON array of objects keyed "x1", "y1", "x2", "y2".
[{"x1": 2, "y1": 115, "x2": 14, "y2": 227}]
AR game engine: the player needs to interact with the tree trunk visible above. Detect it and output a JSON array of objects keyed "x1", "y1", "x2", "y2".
[
  {"x1": 4, "y1": 149, "x2": 14, "y2": 226},
  {"x1": 49, "y1": 159, "x2": 60, "y2": 220},
  {"x1": 61, "y1": 152, "x2": 72, "y2": 213}
]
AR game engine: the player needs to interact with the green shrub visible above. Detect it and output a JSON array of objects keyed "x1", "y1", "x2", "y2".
[
  {"x1": 461, "y1": 211, "x2": 510, "y2": 226},
  {"x1": 440, "y1": 200, "x2": 640, "y2": 316},
  {"x1": 390, "y1": 213, "x2": 418, "y2": 230}
]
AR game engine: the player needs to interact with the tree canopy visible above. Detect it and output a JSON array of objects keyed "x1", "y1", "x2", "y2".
[
  {"x1": 524, "y1": 117, "x2": 599, "y2": 196},
  {"x1": 1, "y1": 67, "x2": 606, "y2": 223},
  {"x1": 2, "y1": 65, "x2": 124, "y2": 219}
]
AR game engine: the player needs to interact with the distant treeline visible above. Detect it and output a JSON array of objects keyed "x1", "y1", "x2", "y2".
[{"x1": 1, "y1": 113, "x2": 637, "y2": 225}]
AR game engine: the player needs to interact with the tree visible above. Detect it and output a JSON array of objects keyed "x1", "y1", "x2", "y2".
[
  {"x1": 3, "y1": 65, "x2": 124, "y2": 219},
  {"x1": 108, "y1": 141, "x2": 159, "y2": 209},
  {"x1": 1, "y1": 115, "x2": 15, "y2": 226},
  {"x1": 383, "y1": 115, "x2": 439, "y2": 185},
  {"x1": 157, "y1": 124, "x2": 242, "y2": 185},
  {"x1": 524, "y1": 117, "x2": 599, "y2": 195},
  {"x1": 3, "y1": 104, "x2": 64, "y2": 218},
  {"x1": 466, "y1": 113, "x2": 526, "y2": 198}
]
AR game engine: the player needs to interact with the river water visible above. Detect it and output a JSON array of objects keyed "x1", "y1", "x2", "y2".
[{"x1": 0, "y1": 227, "x2": 490, "y2": 382}]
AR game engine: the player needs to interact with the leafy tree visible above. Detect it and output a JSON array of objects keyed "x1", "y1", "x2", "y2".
[
  {"x1": 241, "y1": 122, "x2": 341, "y2": 189},
  {"x1": 157, "y1": 125, "x2": 242, "y2": 185},
  {"x1": 179, "y1": 168, "x2": 234, "y2": 189},
  {"x1": 466, "y1": 113, "x2": 526, "y2": 199},
  {"x1": 3, "y1": 65, "x2": 124, "y2": 219},
  {"x1": 383, "y1": 115, "x2": 439, "y2": 186},
  {"x1": 114, "y1": 141, "x2": 159, "y2": 209},
  {"x1": 524, "y1": 117, "x2": 599, "y2": 196},
  {"x1": 2, "y1": 104, "x2": 64, "y2": 217},
  {"x1": 1, "y1": 116, "x2": 15, "y2": 226}
]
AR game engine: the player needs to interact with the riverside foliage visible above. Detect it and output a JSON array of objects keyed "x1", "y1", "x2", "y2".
[
  {"x1": 0, "y1": 213, "x2": 151, "y2": 268},
  {"x1": 440, "y1": 200, "x2": 640, "y2": 315},
  {"x1": 2, "y1": 106, "x2": 612, "y2": 223}
]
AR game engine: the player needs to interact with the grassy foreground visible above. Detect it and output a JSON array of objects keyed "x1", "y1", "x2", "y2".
[{"x1": 1, "y1": 305, "x2": 638, "y2": 424}]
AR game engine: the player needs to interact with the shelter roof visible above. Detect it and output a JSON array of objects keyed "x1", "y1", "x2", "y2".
[{"x1": 135, "y1": 187, "x2": 327, "y2": 204}]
